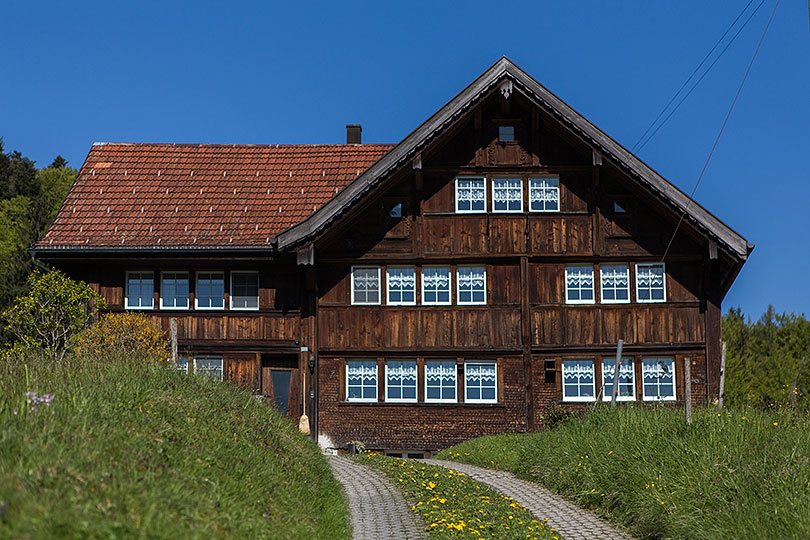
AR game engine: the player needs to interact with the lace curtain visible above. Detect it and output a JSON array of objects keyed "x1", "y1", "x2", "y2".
[
  {"x1": 425, "y1": 362, "x2": 456, "y2": 383},
  {"x1": 387, "y1": 362, "x2": 417, "y2": 382},
  {"x1": 423, "y1": 269, "x2": 450, "y2": 289},
  {"x1": 566, "y1": 267, "x2": 594, "y2": 288},
  {"x1": 457, "y1": 179, "x2": 485, "y2": 203},
  {"x1": 642, "y1": 358, "x2": 673, "y2": 381},
  {"x1": 466, "y1": 363, "x2": 496, "y2": 383},
  {"x1": 458, "y1": 268, "x2": 486, "y2": 290},
  {"x1": 601, "y1": 266, "x2": 629, "y2": 287},
  {"x1": 493, "y1": 179, "x2": 522, "y2": 204},
  {"x1": 387, "y1": 269, "x2": 415, "y2": 289},
  {"x1": 347, "y1": 362, "x2": 377, "y2": 383},
  {"x1": 563, "y1": 360, "x2": 594, "y2": 382},
  {"x1": 637, "y1": 265, "x2": 664, "y2": 287}
]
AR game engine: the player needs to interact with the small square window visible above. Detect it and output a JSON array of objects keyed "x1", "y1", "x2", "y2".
[
  {"x1": 602, "y1": 358, "x2": 635, "y2": 401},
  {"x1": 125, "y1": 271, "x2": 154, "y2": 310},
  {"x1": 457, "y1": 266, "x2": 486, "y2": 305},
  {"x1": 492, "y1": 178, "x2": 523, "y2": 213},
  {"x1": 387, "y1": 267, "x2": 416, "y2": 305},
  {"x1": 425, "y1": 360, "x2": 457, "y2": 402},
  {"x1": 346, "y1": 360, "x2": 378, "y2": 402},
  {"x1": 455, "y1": 177, "x2": 486, "y2": 213},
  {"x1": 196, "y1": 272, "x2": 225, "y2": 310},
  {"x1": 194, "y1": 356, "x2": 223, "y2": 381},
  {"x1": 465, "y1": 361, "x2": 497, "y2": 403},
  {"x1": 562, "y1": 359, "x2": 595, "y2": 402},
  {"x1": 565, "y1": 265, "x2": 595, "y2": 304},
  {"x1": 352, "y1": 266, "x2": 381, "y2": 305},
  {"x1": 636, "y1": 263, "x2": 666, "y2": 303},
  {"x1": 529, "y1": 176, "x2": 560, "y2": 212},
  {"x1": 160, "y1": 272, "x2": 189, "y2": 310},
  {"x1": 642, "y1": 357, "x2": 676, "y2": 401},
  {"x1": 600, "y1": 264, "x2": 630, "y2": 304},
  {"x1": 422, "y1": 267, "x2": 451, "y2": 305},
  {"x1": 230, "y1": 271, "x2": 259, "y2": 310},
  {"x1": 498, "y1": 125, "x2": 515, "y2": 142}
]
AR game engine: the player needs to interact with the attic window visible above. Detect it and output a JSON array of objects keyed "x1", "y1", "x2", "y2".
[
  {"x1": 613, "y1": 201, "x2": 628, "y2": 214},
  {"x1": 388, "y1": 202, "x2": 403, "y2": 218},
  {"x1": 498, "y1": 125, "x2": 515, "y2": 142}
]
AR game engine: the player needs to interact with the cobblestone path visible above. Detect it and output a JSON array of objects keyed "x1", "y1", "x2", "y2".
[
  {"x1": 328, "y1": 455, "x2": 426, "y2": 540},
  {"x1": 424, "y1": 459, "x2": 635, "y2": 540}
]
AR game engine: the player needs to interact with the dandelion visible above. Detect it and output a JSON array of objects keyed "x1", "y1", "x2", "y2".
[{"x1": 773, "y1": 422, "x2": 779, "y2": 427}]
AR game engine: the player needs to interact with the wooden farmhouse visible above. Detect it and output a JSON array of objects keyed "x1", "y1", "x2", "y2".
[{"x1": 33, "y1": 58, "x2": 752, "y2": 455}]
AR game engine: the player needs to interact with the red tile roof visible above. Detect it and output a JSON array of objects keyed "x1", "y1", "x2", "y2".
[{"x1": 36, "y1": 143, "x2": 393, "y2": 248}]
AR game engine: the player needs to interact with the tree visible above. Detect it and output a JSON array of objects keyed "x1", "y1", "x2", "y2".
[
  {"x1": 0, "y1": 139, "x2": 39, "y2": 200},
  {"x1": 49, "y1": 155, "x2": 68, "y2": 169},
  {"x1": 76, "y1": 312, "x2": 169, "y2": 361},
  {"x1": 2, "y1": 270, "x2": 104, "y2": 361}
]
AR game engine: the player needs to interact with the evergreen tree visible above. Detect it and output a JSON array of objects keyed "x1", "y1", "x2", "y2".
[{"x1": 49, "y1": 155, "x2": 68, "y2": 169}]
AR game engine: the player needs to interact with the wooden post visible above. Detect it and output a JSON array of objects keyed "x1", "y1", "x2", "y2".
[
  {"x1": 170, "y1": 318, "x2": 178, "y2": 365},
  {"x1": 684, "y1": 358, "x2": 692, "y2": 425},
  {"x1": 718, "y1": 341, "x2": 727, "y2": 409},
  {"x1": 611, "y1": 339, "x2": 624, "y2": 408}
]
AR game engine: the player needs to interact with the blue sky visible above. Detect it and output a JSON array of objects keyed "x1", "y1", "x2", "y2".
[{"x1": 1, "y1": 1, "x2": 807, "y2": 319}]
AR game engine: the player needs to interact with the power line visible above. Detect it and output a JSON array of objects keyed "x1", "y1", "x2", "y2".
[
  {"x1": 661, "y1": 0, "x2": 780, "y2": 263},
  {"x1": 631, "y1": 0, "x2": 766, "y2": 153}
]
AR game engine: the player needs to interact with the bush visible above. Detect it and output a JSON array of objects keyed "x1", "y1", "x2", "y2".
[
  {"x1": 542, "y1": 407, "x2": 577, "y2": 430},
  {"x1": 76, "y1": 312, "x2": 169, "y2": 361}
]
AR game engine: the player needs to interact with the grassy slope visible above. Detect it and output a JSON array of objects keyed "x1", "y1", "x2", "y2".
[
  {"x1": 0, "y1": 355, "x2": 349, "y2": 540},
  {"x1": 437, "y1": 406, "x2": 810, "y2": 540}
]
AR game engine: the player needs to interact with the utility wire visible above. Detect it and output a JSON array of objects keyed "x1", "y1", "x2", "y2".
[
  {"x1": 661, "y1": 0, "x2": 780, "y2": 263},
  {"x1": 631, "y1": 0, "x2": 756, "y2": 152},
  {"x1": 633, "y1": 0, "x2": 767, "y2": 153}
]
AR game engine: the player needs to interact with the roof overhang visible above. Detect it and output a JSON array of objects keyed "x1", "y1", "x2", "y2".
[{"x1": 276, "y1": 57, "x2": 751, "y2": 262}]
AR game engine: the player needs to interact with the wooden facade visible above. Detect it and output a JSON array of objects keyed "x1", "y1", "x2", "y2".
[{"x1": 34, "y1": 58, "x2": 751, "y2": 453}]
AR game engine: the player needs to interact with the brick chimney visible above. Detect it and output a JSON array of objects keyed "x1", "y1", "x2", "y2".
[{"x1": 346, "y1": 124, "x2": 362, "y2": 144}]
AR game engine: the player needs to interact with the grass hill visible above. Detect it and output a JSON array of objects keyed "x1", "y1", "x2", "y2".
[
  {"x1": 438, "y1": 406, "x2": 810, "y2": 540},
  {"x1": 0, "y1": 354, "x2": 349, "y2": 539}
]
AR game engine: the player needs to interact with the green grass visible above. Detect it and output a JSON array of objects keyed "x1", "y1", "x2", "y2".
[
  {"x1": 437, "y1": 406, "x2": 810, "y2": 540},
  {"x1": 0, "y1": 354, "x2": 350, "y2": 539},
  {"x1": 358, "y1": 452, "x2": 561, "y2": 540}
]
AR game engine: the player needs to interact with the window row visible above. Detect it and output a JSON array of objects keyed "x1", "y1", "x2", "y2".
[
  {"x1": 456, "y1": 176, "x2": 560, "y2": 213},
  {"x1": 566, "y1": 263, "x2": 666, "y2": 304},
  {"x1": 352, "y1": 266, "x2": 486, "y2": 306},
  {"x1": 175, "y1": 355, "x2": 224, "y2": 380},
  {"x1": 562, "y1": 357, "x2": 676, "y2": 402},
  {"x1": 126, "y1": 271, "x2": 259, "y2": 311},
  {"x1": 346, "y1": 360, "x2": 497, "y2": 404}
]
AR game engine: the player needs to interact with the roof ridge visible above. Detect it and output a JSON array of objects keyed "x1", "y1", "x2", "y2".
[{"x1": 91, "y1": 142, "x2": 395, "y2": 149}]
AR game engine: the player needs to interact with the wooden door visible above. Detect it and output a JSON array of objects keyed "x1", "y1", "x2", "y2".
[{"x1": 261, "y1": 355, "x2": 299, "y2": 420}]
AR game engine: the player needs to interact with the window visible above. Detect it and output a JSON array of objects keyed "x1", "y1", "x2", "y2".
[
  {"x1": 387, "y1": 267, "x2": 416, "y2": 305},
  {"x1": 492, "y1": 178, "x2": 523, "y2": 212},
  {"x1": 195, "y1": 272, "x2": 225, "y2": 310},
  {"x1": 642, "y1": 357, "x2": 676, "y2": 401},
  {"x1": 175, "y1": 356, "x2": 189, "y2": 373},
  {"x1": 346, "y1": 360, "x2": 378, "y2": 402},
  {"x1": 160, "y1": 272, "x2": 189, "y2": 310},
  {"x1": 125, "y1": 271, "x2": 154, "y2": 310},
  {"x1": 385, "y1": 360, "x2": 417, "y2": 402},
  {"x1": 457, "y1": 266, "x2": 486, "y2": 305},
  {"x1": 194, "y1": 356, "x2": 223, "y2": 380},
  {"x1": 636, "y1": 263, "x2": 666, "y2": 303},
  {"x1": 565, "y1": 265, "x2": 595, "y2": 304},
  {"x1": 351, "y1": 266, "x2": 381, "y2": 305},
  {"x1": 498, "y1": 125, "x2": 515, "y2": 142},
  {"x1": 465, "y1": 361, "x2": 497, "y2": 403},
  {"x1": 388, "y1": 202, "x2": 403, "y2": 218},
  {"x1": 422, "y1": 266, "x2": 451, "y2": 305},
  {"x1": 529, "y1": 176, "x2": 559, "y2": 212},
  {"x1": 425, "y1": 360, "x2": 457, "y2": 402},
  {"x1": 600, "y1": 264, "x2": 630, "y2": 304},
  {"x1": 602, "y1": 358, "x2": 635, "y2": 401},
  {"x1": 230, "y1": 271, "x2": 259, "y2": 310},
  {"x1": 562, "y1": 359, "x2": 595, "y2": 402},
  {"x1": 455, "y1": 177, "x2": 486, "y2": 213}
]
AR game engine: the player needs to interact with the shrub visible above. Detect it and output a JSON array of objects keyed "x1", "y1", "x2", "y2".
[
  {"x1": 542, "y1": 407, "x2": 577, "y2": 430},
  {"x1": 76, "y1": 312, "x2": 169, "y2": 361},
  {"x1": 2, "y1": 270, "x2": 104, "y2": 361}
]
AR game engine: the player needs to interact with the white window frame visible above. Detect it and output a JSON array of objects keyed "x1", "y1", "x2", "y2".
[
  {"x1": 386, "y1": 266, "x2": 416, "y2": 306},
  {"x1": 600, "y1": 264, "x2": 630, "y2": 304},
  {"x1": 160, "y1": 271, "x2": 190, "y2": 310},
  {"x1": 421, "y1": 266, "x2": 452, "y2": 306},
  {"x1": 351, "y1": 266, "x2": 382, "y2": 306},
  {"x1": 384, "y1": 360, "x2": 418, "y2": 403},
  {"x1": 175, "y1": 356, "x2": 190, "y2": 373},
  {"x1": 424, "y1": 360, "x2": 458, "y2": 403},
  {"x1": 456, "y1": 266, "x2": 487, "y2": 306},
  {"x1": 195, "y1": 271, "x2": 225, "y2": 311},
  {"x1": 565, "y1": 265, "x2": 595, "y2": 305},
  {"x1": 125, "y1": 271, "x2": 154, "y2": 310},
  {"x1": 601, "y1": 358, "x2": 636, "y2": 402},
  {"x1": 491, "y1": 177, "x2": 523, "y2": 213},
  {"x1": 528, "y1": 175, "x2": 560, "y2": 213},
  {"x1": 635, "y1": 263, "x2": 667, "y2": 303},
  {"x1": 561, "y1": 359, "x2": 596, "y2": 402},
  {"x1": 229, "y1": 271, "x2": 259, "y2": 311},
  {"x1": 346, "y1": 359, "x2": 378, "y2": 402},
  {"x1": 642, "y1": 357, "x2": 677, "y2": 401},
  {"x1": 464, "y1": 361, "x2": 498, "y2": 404},
  {"x1": 455, "y1": 177, "x2": 487, "y2": 214},
  {"x1": 193, "y1": 356, "x2": 223, "y2": 381}
]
